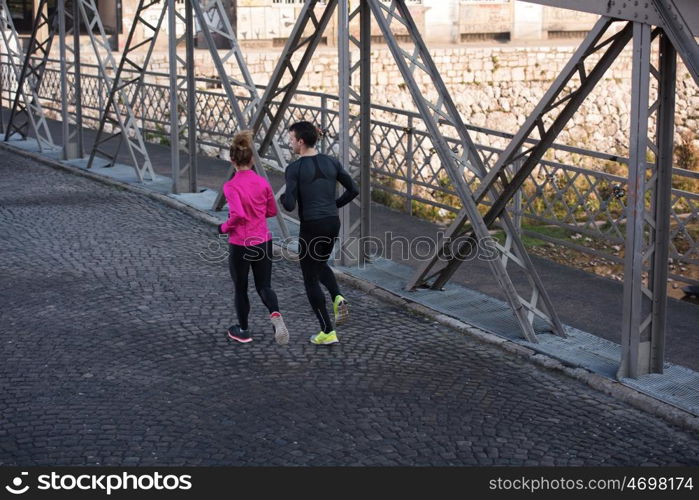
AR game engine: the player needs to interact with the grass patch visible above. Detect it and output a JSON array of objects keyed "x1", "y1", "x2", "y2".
[{"x1": 491, "y1": 224, "x2": 574, "y2": 248}]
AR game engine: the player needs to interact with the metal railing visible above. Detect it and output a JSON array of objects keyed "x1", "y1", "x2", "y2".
[{"x1": 1, "y1": 57, "x2": 697, "y2": 286}]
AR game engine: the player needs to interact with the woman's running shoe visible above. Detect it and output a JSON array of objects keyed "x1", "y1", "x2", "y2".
[
  {"x1": 227, "y1": 325, "x2": 252, "y2": 343},
  {"x1": 270, "y1": 312, "x2": 289, "y2": 345},
  {"x1": 333, "y1": 295, "x2": 349, "y2": 326}
]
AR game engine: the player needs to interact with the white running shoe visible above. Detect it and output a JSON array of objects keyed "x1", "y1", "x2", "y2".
[{"x1": 271, "y1": 312, "x2": 289, "y2": 345}]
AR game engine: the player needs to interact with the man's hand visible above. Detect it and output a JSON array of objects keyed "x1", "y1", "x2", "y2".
[{"x1": 217, "y1": 224, "x2": 225, "y2": 234}]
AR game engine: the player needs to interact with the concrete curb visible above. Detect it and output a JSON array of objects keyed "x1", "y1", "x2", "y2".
[{"x1": 3, "y1": 141, "x2": 698, "y2": 434}]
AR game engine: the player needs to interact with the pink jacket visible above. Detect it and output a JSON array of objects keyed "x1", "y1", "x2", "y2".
[{"x1": 220, "y1": 169, "x2": 277, "y2": 246}]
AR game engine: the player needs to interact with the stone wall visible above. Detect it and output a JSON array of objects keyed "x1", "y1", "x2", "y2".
[
  {"x1": 139, "y1": 42, "x2": 698, "y2": 157},
  {"x1": 55, "y1": 40, "x2": 699, "y2": 157}
]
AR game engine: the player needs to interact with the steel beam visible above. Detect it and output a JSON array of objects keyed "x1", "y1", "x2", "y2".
[
  {"x1": 651, "y1": 0, "x2": 699, "y2": 86},
  {"x1": 168, "y1": 0, "x2": 200, "y2": 194},
  {"x1": 2, "y1": 0, "x2": 55, "y2": 149},
  {"x1": 80, "y1": 0, "x2": 157, "y2": 181},
  {"x1": 359, "y1": 0, "x2": 372, "y2": 266},
  {"x1": 522, "y1": 0, "x2": 699, "y2": 35},
  {"x1": 185, "y1": 0, "x2": 198, "y2": 193},
  {"x1": 197, "y1": 0, "x2": 291, "y2": 239},
  {"x1": 336, "y1": 0, "x2": 369, "y2": 265},
  {"x1": 476, "y1": 19, "x2": 632, "y2": 225},
  {"x1": 338, "y1": 0, "x2": 353, "y2": 264},
  {"x1": 370, "y1": 0, "x2": 564, "y2": 342},
  {"x1": 59, "y1": 0, "x2": 84, "y2": 160},
  {"x1": 191, "y1": 0, "x2": 290, "y2": 238},
  {"x1": 648, "y1": 31, "x2": 676, "y2": 373},
  {"x1": 413, "y1": 20, "x2": 633, "y2": 296},
  {"x1": 619, "y1": 22, "x2": 653, "y2": 379},
  {"x1": 251, "y1": 0, "x2": 338, "y2": 158}
]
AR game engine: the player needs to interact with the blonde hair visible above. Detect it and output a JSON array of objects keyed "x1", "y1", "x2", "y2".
[{"x1": 230, "y1": 130, "x2": 254, "y2": 166}]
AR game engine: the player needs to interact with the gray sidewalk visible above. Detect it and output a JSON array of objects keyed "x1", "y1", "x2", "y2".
[{"x1": 1, "y1": 148, "x2": 698, "y2": 466}]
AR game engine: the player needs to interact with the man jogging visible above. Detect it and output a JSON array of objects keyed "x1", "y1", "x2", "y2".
[{"x1": 281, "y1": 121, "x2": 359, "y2": 345}]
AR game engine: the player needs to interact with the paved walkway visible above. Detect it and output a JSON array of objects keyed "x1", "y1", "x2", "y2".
[
  {"x1": 5, "y1": 110, "x2": 697, "y2": 371},
  {"x1": 1, "y1": 151, "x2": 698, "y2": 466}
]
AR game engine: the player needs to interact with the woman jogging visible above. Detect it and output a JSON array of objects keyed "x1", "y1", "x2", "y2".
[
  {"x1": 281, "y1": 121, "x2": 359, "y2": 345},
  {"x1": 219, "y1": 130, "x2": 289, "y2": 345}
]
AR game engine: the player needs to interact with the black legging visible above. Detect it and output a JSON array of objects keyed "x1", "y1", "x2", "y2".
[
  {"x1": 298, "y1": 216, "x2": 342, "y2": 333},
  {"x1": 228, "y1": 240, "x2": 279, "y2": 330}
]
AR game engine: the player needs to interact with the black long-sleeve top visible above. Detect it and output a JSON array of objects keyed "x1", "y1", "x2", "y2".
[{"x1": 282, "y1": 153, "x2": 360, "y2": 222}]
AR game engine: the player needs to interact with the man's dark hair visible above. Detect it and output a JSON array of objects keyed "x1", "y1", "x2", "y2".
[{"x1": 289, "y1": 121, "x2": 318, "y2": 148}]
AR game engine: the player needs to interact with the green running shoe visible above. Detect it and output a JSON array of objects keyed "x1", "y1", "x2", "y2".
[
  {"x1": 310, "y1": 330, "x2": 339, "y2": 345},
  {"x1": 333, "y1": 295, "x2": 349, "y2": 326}
]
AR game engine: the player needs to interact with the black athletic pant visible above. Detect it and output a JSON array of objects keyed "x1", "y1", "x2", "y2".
[
  {"x1": 298, "y1": 216, "x2": 342, "y2": 333},
  {"x1": 228, "y1": 240, "x2": 279, "y2": 330}
]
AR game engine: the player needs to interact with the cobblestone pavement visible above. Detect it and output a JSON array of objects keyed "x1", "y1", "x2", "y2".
[{"x1": 1, "y1": 152, "x2": 698, "y2": 466}]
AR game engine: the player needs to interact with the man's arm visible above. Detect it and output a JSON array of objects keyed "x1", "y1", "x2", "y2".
[
  {"x1": 281, "y1": 162, "x2": 299, "y2": 211},
  {"x1": 335, "y1": 161, "x2": 360, "y2": 208}
]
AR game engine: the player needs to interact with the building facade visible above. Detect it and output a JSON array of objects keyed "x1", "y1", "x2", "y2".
[{"x1": 5, "y1": 1, "x2": 597, "y2": 47}]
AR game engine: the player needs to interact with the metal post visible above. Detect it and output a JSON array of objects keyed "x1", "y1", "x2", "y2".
[
  {"x1": 0, "y1": 55, "x2": 4, "y2": 135},
  {"x1": 338, "y1": 0, "x2": 351, "y2": 265},
  {"x1": 0, "y1": 21, "x2": 4, "y2": 135},
  {"x1": 141, "y1": 78, "x2": 145, "y2": 145},
  {"x1": 320, "y1": 94, "x2": 327, "y2": 154},
  {"x1": 359, "y1": 0, "x2": 371, "y2": 265},
  {"x1": 651, "y1": 0, "x2": 699, "y2": 86},
  {"x1": 185, "y1": 0, "x2": 198, "y2": 193},
  {"x1": 59, "y1": 0, "x2": 82, "y2": 160},
  {"x1": 166, "y1": 0, "x2": 198, "y2": 194},
  {"x1": 619, "y1": 22, "x2": 652, "y2": 379},
  {"x1": 1, "y1": 0, "x2": 55, "y2": 148},
  {"x1": 649, "y1": 31, "x2": 676, "y2": 373},
  {"x1": 512, "y1": 147, "x2": 523, "y2": 235},
  {"x1": 59, "y1": 0, "x2": 70, "y2": 159},
  {"x1": 72, "y1": 0, "x2": 84, "y2": 158},
  {"x1": 405, "y1": 116, "x2": 413, "y2": 216},
  {"x1": 168, "y1": 0, "x2": 181, "y2": 193}
]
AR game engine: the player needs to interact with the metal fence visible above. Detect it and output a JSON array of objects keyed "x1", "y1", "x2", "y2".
[{"x1": 2, "y1": 57, "x2": 697, "y2": 287}]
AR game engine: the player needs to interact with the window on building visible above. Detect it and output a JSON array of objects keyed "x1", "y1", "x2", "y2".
[
  {"x1": 5, "y1": 0, "x2": 33, "y2": 33},
  {"x1": 3, "y1": 1, "x2": 123, "y2": 36}
]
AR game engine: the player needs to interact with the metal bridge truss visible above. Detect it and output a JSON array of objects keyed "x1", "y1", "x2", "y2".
[
  {"x1": 58, "y1": 0, "x2": 84, "y2": 160},
  {"x1": 371, "y1": 0, "x2": 567, "y2": 342},
  {"x1": 85, "y1": 0, "x2": 165, "y2": 180},
  {"x1": 101, "y1": 0, "x2": 290, "y2": 234},
  {"x1": 189, "y1": 0, "x2": 290, "y2": 238},
  {"x1": 410, "y1": 0, "x2": 697, "y2": 376},
  {"x1": 248, "y1": 0, "x2": 565, "y2": 340},
  {"x1": 336, "y1": 0, "x2": 371, "y2": 265},
  {"x1": 243, "y1": 0, "x2": 374, "y2": 266},
  {"x1": 166, "y1": 0, "x2": 197, "y2": 194},
  {"x1": 86, "y1": 0, "x2": 294, "y2": 238},
  {"x1": 0, "y1": 0, "x2": 55, "y2": 149},
  {"x1": 1, "y1": 0, "x2": 155, "y2": 173}
]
